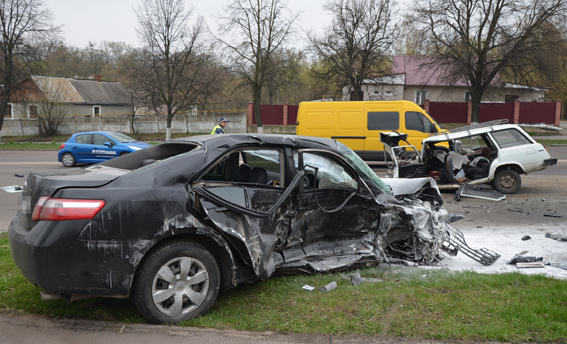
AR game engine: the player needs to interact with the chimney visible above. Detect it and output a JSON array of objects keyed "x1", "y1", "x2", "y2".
[{"x1": 94, "y1": 75, "x2": 102, "y2": 82}]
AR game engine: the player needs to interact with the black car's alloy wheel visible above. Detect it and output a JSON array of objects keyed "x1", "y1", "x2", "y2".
[{"x1": 133, "y1": 241, "x2": 220, "y2": 324}]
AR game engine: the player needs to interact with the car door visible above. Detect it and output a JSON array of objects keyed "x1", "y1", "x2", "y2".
[
  {"x1": 91, "y1": 134, "x2": 118, "y2": 162},
  {"x1": 192, "y1": 148, "x2": 300, "y2": 279},
  {"x1": 194, "y1": 148, "x2": 381, "y2": 279},
  {"x1": 488, "y1": 128, "x2": 543, "y2": 172},
  {"x1": 73, "y1": 134, "x2": 94, "y2": 162},
  {"x1": 283, "y1": 150, "x2": 381, "y2": 270}
]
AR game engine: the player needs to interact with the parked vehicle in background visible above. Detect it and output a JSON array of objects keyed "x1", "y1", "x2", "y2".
[
  {"x1": 57, "y1": 131, "x2": 151, "y2": 167},
  {"x1": 9, "y1": 134, "x2": 498, "y2": 324},
  {"x1": 296, "y1": 100, "x2": 446, "y2": 160},
  {"x1": 380, "y1": 120, "x2": 558, "y2": 194}
]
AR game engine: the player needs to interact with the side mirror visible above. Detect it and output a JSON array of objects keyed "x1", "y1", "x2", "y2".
[{"x1": 104, "y1": 141, "x2": 113, "y2": 147}]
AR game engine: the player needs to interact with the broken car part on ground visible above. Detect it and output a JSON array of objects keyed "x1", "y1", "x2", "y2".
[
  {"x1": 380, "y1": 120, "x2": 557, "y2": 195},
  {"x1": 9, "y1": 134, "x2": 498, "y2": 324}
]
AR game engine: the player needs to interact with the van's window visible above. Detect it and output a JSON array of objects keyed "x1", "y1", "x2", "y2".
[
  {"x1": 491, "y1": 129, "x2": 531, "y2": 148},
  {"x1": 367, "y1": 112, "x2": 399, "y2": 130},
  {"x1": 405, "y1": 111, "x2": 437, "y2": 133}
]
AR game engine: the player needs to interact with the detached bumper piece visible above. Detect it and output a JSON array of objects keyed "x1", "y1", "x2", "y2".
[
  {"x1": 456, "y1": 184, "x2": 506, "y2": 201},
  {"x1": 442, "y1": 226, "x2": 501, "y2": 266}
]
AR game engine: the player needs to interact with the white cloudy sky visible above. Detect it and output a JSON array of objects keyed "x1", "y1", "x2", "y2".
[{"x1": 45, "y1": 0, "x2": 334, "y2": 48}]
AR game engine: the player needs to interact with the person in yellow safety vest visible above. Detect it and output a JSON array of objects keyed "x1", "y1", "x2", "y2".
[{"x1": 211, "y1": 117, "x2": 228, "y2": 134}]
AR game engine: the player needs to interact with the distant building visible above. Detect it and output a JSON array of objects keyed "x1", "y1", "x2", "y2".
[
  {"x1": 345, "y1": 56, "x2": 548, "y2": 104},
  {"x1": 5, "y1": 75, "x2": 132, "y2": 120}
]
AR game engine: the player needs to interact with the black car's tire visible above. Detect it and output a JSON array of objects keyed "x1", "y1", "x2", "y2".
[
  {"x1": 493, "y1": 168, "x2": 521, "y2": 194},
  {"x1": 61, "y1": 152, "x2": 76, "y2": 167},
  {"x1": 132, "y1": 241, "x2": 220, "y2": 324}
]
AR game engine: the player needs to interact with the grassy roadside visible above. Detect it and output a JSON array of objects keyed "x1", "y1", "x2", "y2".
[{"x1": 1, "y1": 233, "x2": 566, "y2": 342}]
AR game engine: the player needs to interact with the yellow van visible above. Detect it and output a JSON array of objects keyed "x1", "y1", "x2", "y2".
[{"x1": 296, "y1": 100, "x2": 445, "y2": 160}]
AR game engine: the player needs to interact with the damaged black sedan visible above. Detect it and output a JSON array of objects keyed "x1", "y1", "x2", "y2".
[{"x1": 9, "y1": 134, "x2": 499, "y2": 324}]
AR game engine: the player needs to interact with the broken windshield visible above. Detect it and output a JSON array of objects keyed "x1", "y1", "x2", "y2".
[{"x1": 335, "y1": 141, "x2": 393, "y2": 195}]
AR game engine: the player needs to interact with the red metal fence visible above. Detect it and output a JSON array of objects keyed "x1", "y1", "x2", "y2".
[
  {"x1": 249, "y1": 100, "x2": 561, "y2": 126},
  {"x1": 425, "y1": 100, "x2": 560, "y2": 125},
  {"x1": 428, "y1": 102, "x2": 468, "y2": 123},
  {"x1": 249, "y1": 103, "x2": 298, "y2": 125}
]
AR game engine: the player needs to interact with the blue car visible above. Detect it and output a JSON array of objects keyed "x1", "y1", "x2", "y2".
[{"x1": 58, "y1": 131, "x2": 151, "y2": 167}]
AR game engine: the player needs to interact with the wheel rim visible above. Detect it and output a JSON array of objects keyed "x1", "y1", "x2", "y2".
[
  {"x1": 151, "y1": 256, "x2": 210, "y2": 317},
  {"x1": 62, "y1": 154, "x2": 73, "y2": 166},
  {"x1": 498, "y1": 172, "x2": 516, "y2": 191}
]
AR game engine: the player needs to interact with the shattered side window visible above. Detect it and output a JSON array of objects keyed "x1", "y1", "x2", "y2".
[
  {"x1": 294, "y1": 152, "x2": 357, "y2": 190},
  {"x1": 491, "y1": 129, "x2": 531, "y2": 148}
]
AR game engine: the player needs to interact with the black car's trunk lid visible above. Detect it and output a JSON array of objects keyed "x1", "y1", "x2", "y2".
[{"x1": 21, "y1": 165, "x2": 126, "y2": 230}]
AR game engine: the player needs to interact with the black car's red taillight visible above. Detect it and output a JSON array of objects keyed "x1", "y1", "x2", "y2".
[{"x1": 32, "y1": 196, "x2": 106, "y2": 221}]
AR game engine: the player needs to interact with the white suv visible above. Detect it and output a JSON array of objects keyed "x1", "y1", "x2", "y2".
[{"x1": 380, "y1": 120, "x2": 558, "y2": 194}]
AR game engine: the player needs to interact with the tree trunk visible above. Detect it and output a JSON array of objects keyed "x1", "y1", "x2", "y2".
[
  {"x1": 166, "y1": 114, "x2": 173, "y2": 140},
  {"x1": 350, "y1": 85, "x2": 364, "y2": 101},
  {"x1": 470, "y1": 89, "x2": 483, "y2": 123},
  {"x1": 253, "y1": 88, "x2": 263, "y2": 133}
]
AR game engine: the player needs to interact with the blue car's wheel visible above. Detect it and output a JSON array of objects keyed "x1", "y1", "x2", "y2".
[{"x1": 61, "y1": 152, "x2": 76, "y2": 167}]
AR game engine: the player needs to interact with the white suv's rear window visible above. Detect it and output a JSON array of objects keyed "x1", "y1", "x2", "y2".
[{"x1": 491, "y1": 129, "x2": 531, "y2": 148}]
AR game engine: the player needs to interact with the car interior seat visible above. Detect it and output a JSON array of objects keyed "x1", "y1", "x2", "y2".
[
  {"x1": 439, "y1": 153, "x2": 455, "y2": 183},
  {"x1": 233, "y1": 164, "x2": 252, "y2": 182},
  {"x1": 248, "y1": 167, "x2": 268, "y2": 184}
]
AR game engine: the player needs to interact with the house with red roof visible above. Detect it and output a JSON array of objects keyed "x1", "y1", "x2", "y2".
[{"x1": 349, "y1": 56, "x2": 548, "y2": 105}]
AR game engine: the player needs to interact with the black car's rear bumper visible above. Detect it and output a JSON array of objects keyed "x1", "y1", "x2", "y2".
[{"x1": 8, "y1": 213, "x2": 133, "y2": 297}]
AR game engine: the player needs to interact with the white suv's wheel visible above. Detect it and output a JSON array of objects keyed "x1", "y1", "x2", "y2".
[{"x1": 493, "y1": 169, "x2": 521, "y2": 194}]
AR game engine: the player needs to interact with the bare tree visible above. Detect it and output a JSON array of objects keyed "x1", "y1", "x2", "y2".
[
  {"x1": 0, "y1": 0, "x2": 59, "y2": 139},
  {"x1": 411, "y1": 0, "x2": 567, "y2": 123},
  {"x1": 218, "y1": 0, "x2": 298, "y2": 133},
  {"x1": 34, "y1": 77, "x2": 72, "y2": 136},
  {"x1": 308, "y1": 0, "x2": 398, "y2": 101},
  {"x1": 135, "y1": 0, "x2": 217, "y2": 140}
]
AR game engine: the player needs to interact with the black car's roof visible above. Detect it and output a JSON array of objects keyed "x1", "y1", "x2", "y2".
[{"x1": 171, "y1": 134, "x2": 339, "y2": 151}]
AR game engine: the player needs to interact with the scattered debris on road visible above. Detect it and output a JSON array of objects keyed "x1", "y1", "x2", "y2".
[{"x1": 546, "y1": 232, "x2": 567, "y2": 242}]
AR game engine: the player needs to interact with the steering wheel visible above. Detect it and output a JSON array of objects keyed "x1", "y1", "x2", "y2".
[{"x1": 302, "y1": 174, "x2": 314, "y2": 189}]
